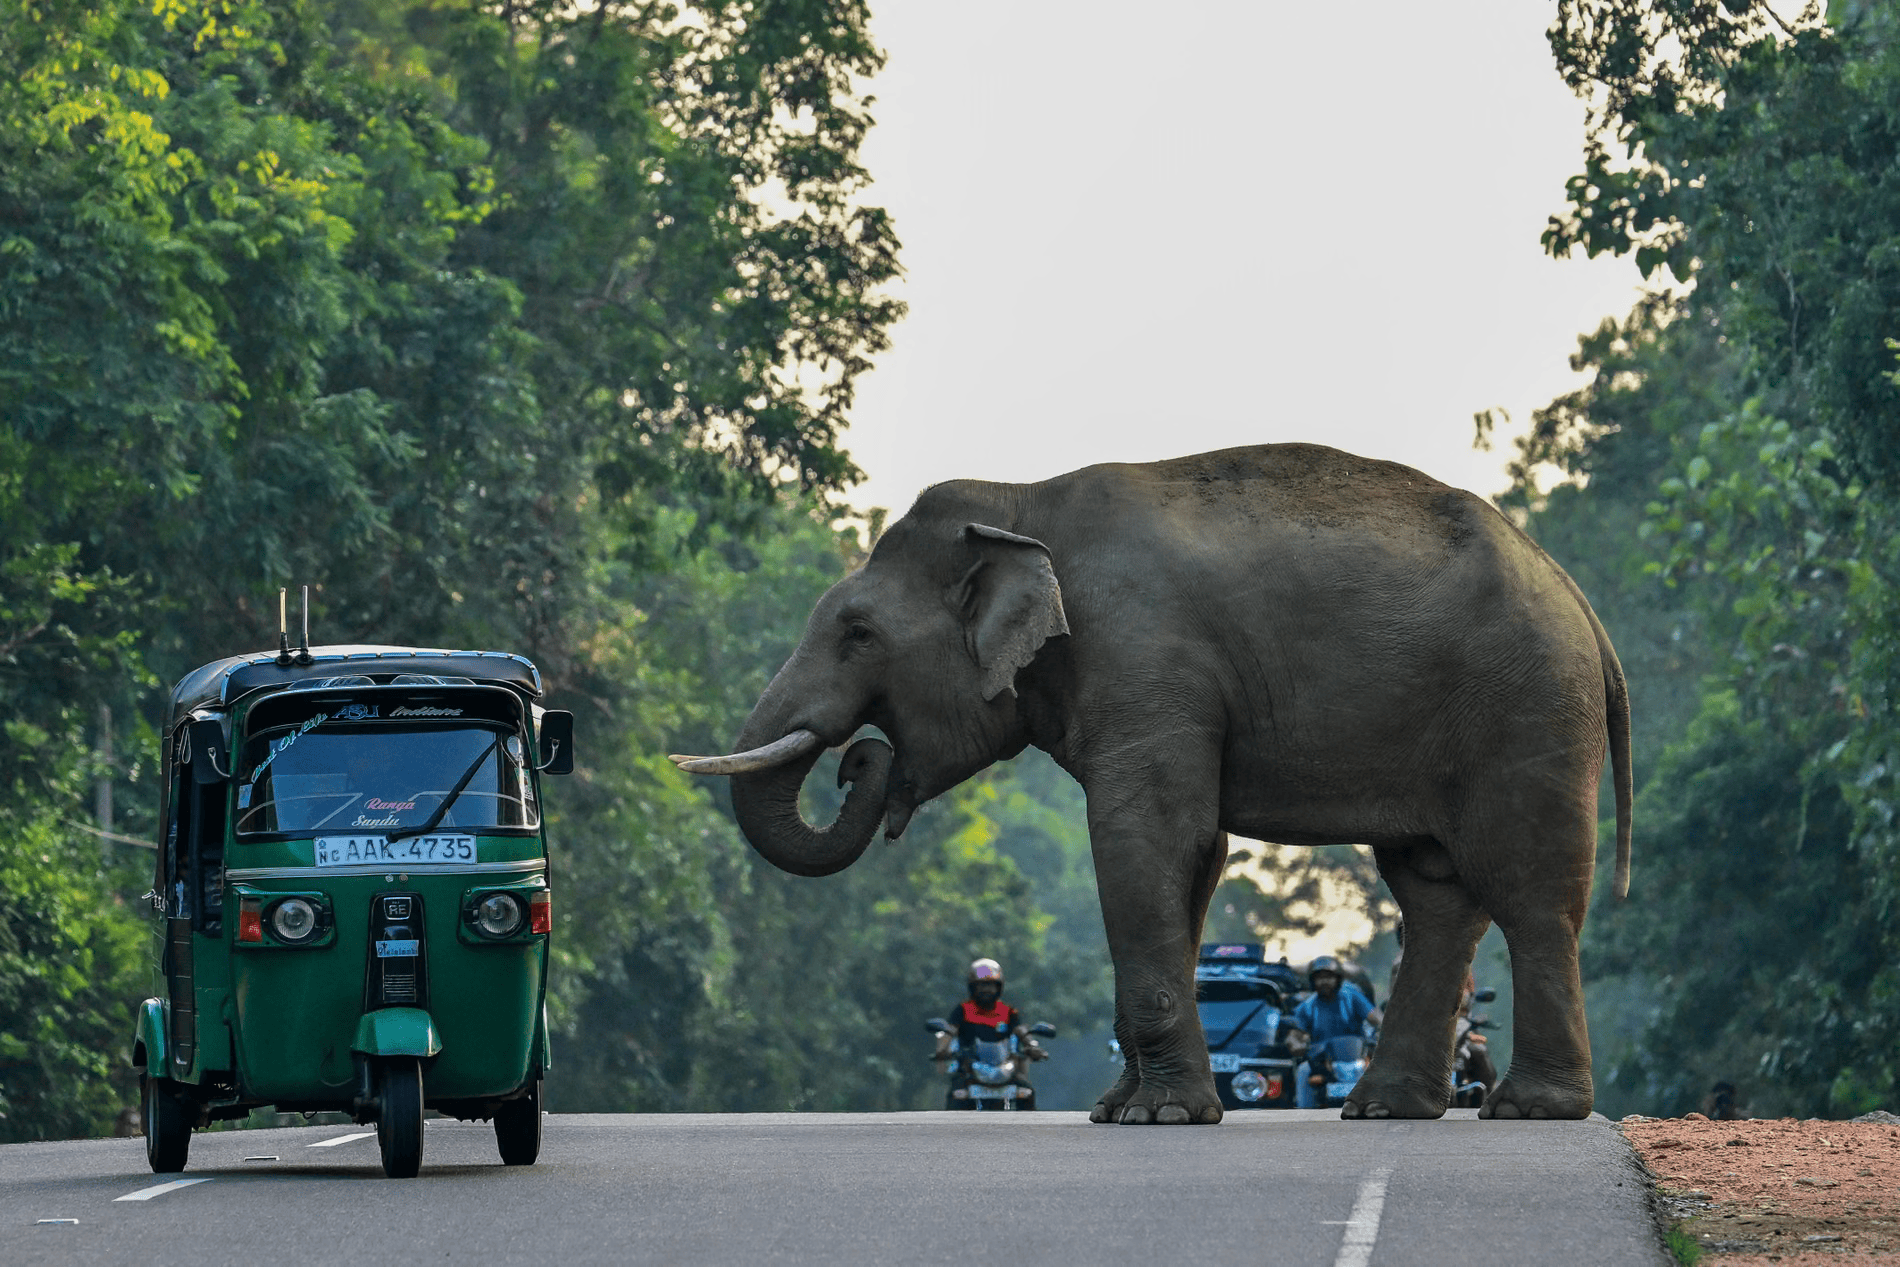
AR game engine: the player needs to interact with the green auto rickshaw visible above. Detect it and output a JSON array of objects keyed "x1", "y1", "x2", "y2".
[{"x1": 133, "y1": 642, "x2": 573, "y2": 1178}]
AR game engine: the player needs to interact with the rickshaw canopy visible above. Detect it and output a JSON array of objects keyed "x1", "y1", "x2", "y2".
[{"x1": 168, "y1": 646, "x2": 543, "y2": 730}]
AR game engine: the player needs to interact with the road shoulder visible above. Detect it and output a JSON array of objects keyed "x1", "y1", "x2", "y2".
[{"x1": 1622, "y1": 1112, "x2": 1900, "y2": 1265}]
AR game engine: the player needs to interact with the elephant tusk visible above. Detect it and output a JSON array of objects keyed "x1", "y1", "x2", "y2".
[{"x1": 669, "y1": 729, "x2": 824, "y2": 775}]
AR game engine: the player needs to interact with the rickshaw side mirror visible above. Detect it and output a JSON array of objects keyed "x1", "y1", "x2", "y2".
[
  {"x1": 186, "y1": 718, "x2": 231, "y2": 784},
  {"x1": 537, "y1": 710, "x2": 574, "y2": 775}
]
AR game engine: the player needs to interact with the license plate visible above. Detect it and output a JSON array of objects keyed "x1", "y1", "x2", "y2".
[
  {"x1": 968, "y1": 1085, "x2": 1015, "y2": 1100},
  {"x1": 1209, "y1": 1053, "x2": 1241, "y2": 1073},
  {"x1": 314, "y1": 835, "x2": 477, "y2": 867},
  {"x1": 375, "y1": 939, "x2": 419, "y2": 958}
]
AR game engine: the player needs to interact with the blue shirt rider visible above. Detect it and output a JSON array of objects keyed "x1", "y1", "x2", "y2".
[{"x1": 1290, "y1": 956, "x2": 1381, "y2": 1108}]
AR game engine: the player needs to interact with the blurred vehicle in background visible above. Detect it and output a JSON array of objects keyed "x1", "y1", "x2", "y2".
[
  {"x1": 1193, "y1": 943, "x2": 1303, "y2": 1109},
  {"x1": 1105, "y1": 945, "x2": 1387, "y2": 1110}
]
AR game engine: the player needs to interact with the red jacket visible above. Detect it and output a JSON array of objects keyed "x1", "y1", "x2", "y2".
[{"x1": 956, "y1": 999, "x2": 1020, "y2": 1040}]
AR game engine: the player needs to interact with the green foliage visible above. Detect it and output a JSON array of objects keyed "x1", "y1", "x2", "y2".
[
  {"x1": 1666, "y1": 1220, "x2": 1704, "y2": 1267},
  {"x1": 0, "y1": 799, "x2": 147, "y2": 1142},
  {"x1": 1587, "y1": 693, "x2": 1892, "y2": 1118},
  {"x1": 1547, "y1": 2, "x2": 1900, "y2": 482}
]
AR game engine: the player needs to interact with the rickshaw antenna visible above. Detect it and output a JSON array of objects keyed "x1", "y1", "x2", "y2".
[
  {"x1": 296, "y1": 584, "x2": 314, "y2": 665},
  {"x1": 276, "y1": 587, "x2": 293, "y2": 665}
]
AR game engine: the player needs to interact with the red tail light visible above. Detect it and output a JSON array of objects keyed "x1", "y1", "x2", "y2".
[
  {"x1": 1266, "y1": 1074, "x2": 1284, "y2": 1101},
  {"x1": 238, "y1": 904, "x2": 263, "y2": 943},
  {"x1": 529, "y1": 890, "x2": 551, "y2": 935}
]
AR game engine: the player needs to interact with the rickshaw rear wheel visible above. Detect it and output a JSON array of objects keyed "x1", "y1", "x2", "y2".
[
  {"x1": 494, "y1": 1081, "x2": 541, "y2": 1166},
  {"x1": 376, "y1": 1058, "x2": 425, "y2": 1179},
  {"x1": 141, "y1": 1075, "x2": 192, "y2": 1173}
]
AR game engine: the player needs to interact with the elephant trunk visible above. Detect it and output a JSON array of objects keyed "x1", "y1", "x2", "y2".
[{"x1": 728, "y1": 734, "x2": 893, "y2": 878}]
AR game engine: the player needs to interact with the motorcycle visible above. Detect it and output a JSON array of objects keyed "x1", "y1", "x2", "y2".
[
  {"x1": 1452, "y1": 987, "x2": 1499, "y2": 1108},
  {"x1": 925, "y1": 1017, "x2": 1056, "y2": 1110},
  {"x1": 1304, "y1": 1034, "x2": 1371, "y2": 1109}
]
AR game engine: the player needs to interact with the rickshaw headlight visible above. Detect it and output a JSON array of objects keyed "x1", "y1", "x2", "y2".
[
  {"x1": 267, "y1": 897, "x2": 320, "y2": 945},
  {"x1": 473, "y1": 892, "x2": 526, "y2": 939}
]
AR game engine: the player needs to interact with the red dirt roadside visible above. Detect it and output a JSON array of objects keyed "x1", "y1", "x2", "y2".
[{"x1": 1621, "y1": 1113, "x2": 1900, "y2": 1264}]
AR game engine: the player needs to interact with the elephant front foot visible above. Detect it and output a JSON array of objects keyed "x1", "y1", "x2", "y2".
[
  {"x1": 1091, "y1": 1081, "x2": 1222, "y2": 1125},
  {"x1": 1089, "y1": 1067, "x2": 1142, "y2": 1123},
  {"x1": 1477, "y1": 1073, "x2": 1592, "y2": 1121},
  {"x1": 1339, "y1": 1067, "x2": 1450, "y2": 1120},
  {"x1": 1345, "y1": 1078, "x2": 1444, "y2": 1116}
]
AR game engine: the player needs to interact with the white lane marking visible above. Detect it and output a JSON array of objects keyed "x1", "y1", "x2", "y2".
[
  {"x1": 306, "y1": 1131, "x2": 376, "y2": 1148},
  {"x1": 114, "y1": 1178, "x2": 213, "y2": 1202},
  {"x1": 1331, "y1": 1166, "x2": 1393, "y2": 1267},
  {"x1": 36, "y1": 1219, "x2": 79, "y2": 1224}
]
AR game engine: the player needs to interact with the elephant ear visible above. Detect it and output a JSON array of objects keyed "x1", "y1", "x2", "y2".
[{"x1": 955, "y1": 523, "x2": 1070, "y2": 701}]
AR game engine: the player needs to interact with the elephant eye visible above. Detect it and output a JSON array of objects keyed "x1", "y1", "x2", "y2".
[{"x1": 843, "y1": 622, "x2": 874, "y2": 648}]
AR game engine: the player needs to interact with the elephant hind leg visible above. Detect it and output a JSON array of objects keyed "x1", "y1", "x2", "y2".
[
  {"x1": 1462, "y1": 805, "x2": 1597, "y2": 1121},
  {"x1": 1476, "y1": 908, "x2": 1594, "y2": 1121},
  {"x1": 1346, "y1": 843, "x2": 1488, "y2": 1121}
]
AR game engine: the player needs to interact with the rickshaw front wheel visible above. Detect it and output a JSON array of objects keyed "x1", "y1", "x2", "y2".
[
  {"x1": 376, "y1": 1058, "x2": 425, "y2": 1179},
  {"x1": 141, "y1": 1075, "x2": 192, "y2": 1174},
  {"x1": 494, "y1": 1081, "x2": 541, "y2": 1166}
]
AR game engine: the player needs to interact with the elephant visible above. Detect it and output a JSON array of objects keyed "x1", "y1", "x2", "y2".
[{"x1": 674, "y1": 443, "x2": 1631, "y2": 1124}]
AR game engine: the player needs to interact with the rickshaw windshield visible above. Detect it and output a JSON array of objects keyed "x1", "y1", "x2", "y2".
[{"x1": 234, "y1": 723, "x2": 538, "y2": 837}]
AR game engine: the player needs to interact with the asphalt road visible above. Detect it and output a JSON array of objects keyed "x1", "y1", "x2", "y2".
[{"x1": 2, "y1": 1110, "x2": 1665, "y2": 1265}]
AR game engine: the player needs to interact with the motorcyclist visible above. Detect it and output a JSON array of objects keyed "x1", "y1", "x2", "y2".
[
  {"x1": 935, "y1": 958, "x2": 1047, "y2": 1052},
  {"x1": 1454, "y1": 969, "x2": 1498, "y2": 1100},
  {"x1": 1289, "y1": 955, "x2": 1382, "y2": 1108},
  {"x1": 933, "y1": 958, "x2": 1048, "y2": 1107}
]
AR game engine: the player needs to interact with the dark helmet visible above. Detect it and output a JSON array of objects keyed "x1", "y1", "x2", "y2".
[
  {"x1": 967, "y1": 958, "x2": 1004, "y2": 998},
  {"x1": 1307, "y1": 955, "x2": 1343, "y2": 988}
]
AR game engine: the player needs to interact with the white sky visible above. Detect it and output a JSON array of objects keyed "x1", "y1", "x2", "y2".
[{"x1": 841, "y1": 1, "x2": 1649, "y2": 516}]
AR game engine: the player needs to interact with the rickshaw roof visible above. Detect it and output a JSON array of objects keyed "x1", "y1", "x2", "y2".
[{"x1": 169, "y1": 645, "x2": 543, "y2": 727}]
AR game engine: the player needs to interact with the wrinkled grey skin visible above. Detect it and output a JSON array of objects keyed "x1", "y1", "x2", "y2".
[{"x1": 719, "y1": 444, "x2": 1631, "y2": 1124}]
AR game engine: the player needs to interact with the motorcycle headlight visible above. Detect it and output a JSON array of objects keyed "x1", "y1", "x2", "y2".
[
  {"x1": 267, "y1": 897, "x2": 320, "y2": 945},
  {"x1": 1230, "y1": 1070, "x2": 1270, "y2": 1102},
  {"x1": 472, "y1": 892, "x2": 526, "y2": 939}
]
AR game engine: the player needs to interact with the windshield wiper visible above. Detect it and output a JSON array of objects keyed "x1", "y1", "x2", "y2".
[
  {"x1": 386, "y1": 737, "x2": 500, "y2": 843},
  {"x1": 1202, "y1": 999, "x2": 1270, "y2": 1048}
]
